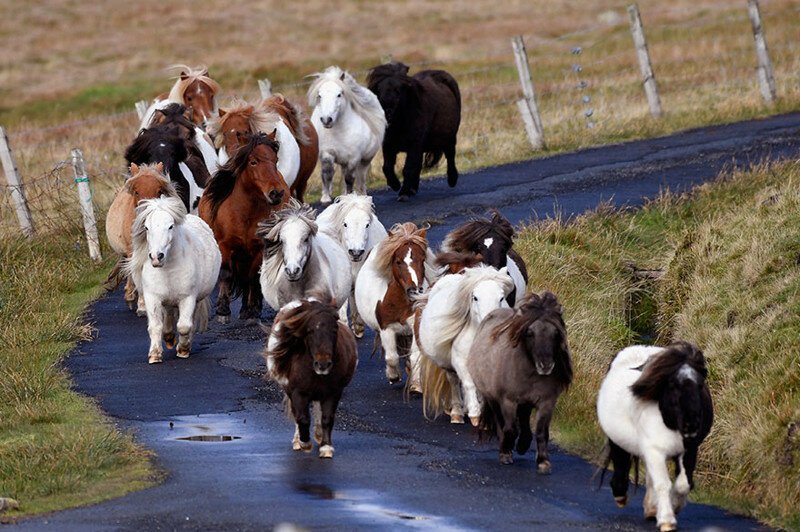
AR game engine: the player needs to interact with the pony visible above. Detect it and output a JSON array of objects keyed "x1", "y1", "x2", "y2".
[
  {"x1": 468, "y1": 292, "x2": 572, "y2": 474},
  {"x1": 124, "y1": 196, "x2": 221, "y2": 364},
  {"x1": 140, "y1": 101, "x2": 219, "y2": 175},
  {"x1": 264, "y1": 297, "x2": 357, "y2": 459},
  {"x1": 307, "y1": 66, "x2": 387, "y2": 203},
  {"x1": 366, "y1": 62, "x2": 461, "y2": 201},
  {"x1": 596, "y1": 342, "x2": 713, "y2": 532},
  {"x1": 143, "y1": 64, "x2": 221, "y2": 129},
  {"x1": 124, "y1": 125, "x2": 208, "y2": 214},
  {"x1": 198, "y1": 132, "x2": 289, "y2": 322},
  {"x1": 105, "y1": 163, "x2": 177, "y2": 314},
  {"x1": 209, "y1": 95, "x2": 318, "y2": 202},
  {"x1": 316, "y1": 193, "x2": 387, "y2": 337},
  {"x1": 416, "y1": 265, "x2": 514, "y2": 425},
  {"x1": 257, "y1": 199, "x2": 352, "y2": 320},
  {"x1": 440, "y1": 210, "x2": 529, "y2": 306},
  {"x1": 354, "y1": 222, "x2": 436, "y2": 387},
  {"x1": 433, "y1": 250, "x2": 485, "y2": 276}
]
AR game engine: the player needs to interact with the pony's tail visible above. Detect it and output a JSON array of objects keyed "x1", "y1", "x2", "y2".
[
  {"x1": 592, "y1": 440, "x2": 612, "y2": 489},
  {"x1": 193, "y1": 297, "x2": 211, "y2": 333},
  {"x1": 420, "y1": 355, "x2": 451, "y2": 420},
  {"x1": 423, "y1": 151, "x2": 443, "y2": 169},
  {"x1": 477, "y1": 398, "x2": 499, "y2": 441}
]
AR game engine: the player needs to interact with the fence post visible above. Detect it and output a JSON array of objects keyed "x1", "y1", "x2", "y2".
[
  {"x1": 258, "y1": 79, "x2": 272, "y2": 99},
  {"x1": 747, "y1": 0, "x2": 777, "y2": 104},
  {"x1": 511, "y1": 35, "x2": 545, "y2": 150},
  {"x1": 70, "y1": 148, "x2": 102, "y2": 262},
  {"x1": 135, "y1": 100, "x2": 149, "y2": 121},
  {"x1": 0, "y1": 126, "x2": 35, "y2": 237},
  {"x1": 628, "y1": 4, "x2": 662, "y2": 118}
]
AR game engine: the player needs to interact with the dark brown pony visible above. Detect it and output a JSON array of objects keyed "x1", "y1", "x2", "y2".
[
  {"x1": 264, "y1": 297, "x2": 357, "y2": 459},
  {"x1": 148, "y1": 102, "x2": 212, "y2": 184},
  {"x1": 198, "y1": 132, "x2": 289, "y2": 322},
  {"x1": 468, "y1": 292, "x2": 572, "y2": 474}
]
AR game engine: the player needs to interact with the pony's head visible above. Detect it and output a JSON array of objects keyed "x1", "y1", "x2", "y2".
[
  {"x1": 465, "y1": 266, "x2": 513, "y2": 323},
  {"x1": 168, "y1": 65, "x2": 221, "y2": 128},
  {"x1": 434, "y1": 250, "x2": 484, "y2": 275},
  {"x1": 131, "y1": 196, "x2": 187, "y2": 268},
  {"x1": 151, "y1": 103, "x2": 196, "y2": 141},
  {"x1": 376, "y1": 222, "x2": 428, "y2": 297},
  {"x1": 631, "y1": 342, "x2": 710, "y2": 440},
  {"x1": 269, "y1": 297, "x2": 341, "y2": 376},
  {"x1": 258, "y1": 199, "x2": 318, "y2": 282},
  {"x1": 209, "y1": 98, "x2": 281, "y2": 158},
  {"x1": 442, "y1": 210, "x2": 515, "y2": 270},
  {"x1": 125, "y1": 126, "x2": 188, "y2": 172},
  {"x1": 325, "y1": 194, "x2": 376, "y2": 262},
  {"x1": 127, "y1": 162, "x2": 175, "y2": 201},
  {"x1": 366, "y1": 62, "x2": 415, "y2": 124},
  {"x1": 309, "y1": 66, "x2": 349, "y2": 128}
]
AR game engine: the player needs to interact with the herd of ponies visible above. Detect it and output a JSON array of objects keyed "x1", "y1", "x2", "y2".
[{"x1": 103, "y1": 64, "x2": 714, "y2": 531}]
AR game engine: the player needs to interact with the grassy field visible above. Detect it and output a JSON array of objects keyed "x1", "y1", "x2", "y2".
[{"x1": 514, "y1": 160, "x2": 800, "y2": 529}]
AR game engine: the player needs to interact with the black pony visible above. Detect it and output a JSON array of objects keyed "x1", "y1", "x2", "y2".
[{"x1": 367, "y1": 62, "x2": 461, "y2": 201}]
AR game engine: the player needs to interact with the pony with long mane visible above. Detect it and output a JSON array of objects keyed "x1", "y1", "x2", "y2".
[
  {"x1": 468, "y1": 291, "x2": 572, "y2": 474},
  {"x1": 354, "y1": 222, "x2": 436, "y2": 387},
  {"x1": 317, "y1": 193, "x2": 387, "y2": 337},
  {"x1": 416, "y1": 265, "x2": 513, "y2": 425},
  {"x1": 124, "y1": 125, "x2": 208, "y2": 214},
  {"x1": 257, "y1": 199, "x2": 352, "y2": 319},
  {"x1": 143, "y1": 65, "x2": 221, "y2": 129},
  {"x1": 124, "y1": 196, "x2": 221, "y2": 364},
  {"x1": 140, "y1": 101, "x2": 219, "y2": 175},
  {"x1": 367, "y1": 62, "x2": 460, "y2": 201},
  {"x1": 198, "y1": 132, "x2": 289, "y2": 322},
  {"x1": 597, "y1": 342, "x2": 713, "y2": 532},
  {"x1": 307, "y1": 66, "x2": 387, "y2": 203},
  {"x1": 441, "y1": 210, "x2": 528, "y2": 306},
  {"x1": 264, "y1": 297, "x2": 357, "y2": 459},
  {"x1": 105, "y1": 163, "x2": 177, "y2": 314},
  {"x1": 209, "y1": 95, "x2": 318, "y2": 202}
]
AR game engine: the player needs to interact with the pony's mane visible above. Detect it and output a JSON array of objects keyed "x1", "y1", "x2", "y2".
[
  {"x1": 153, "y1": 102, "x2": 197, "y2": 135},
  {"x1": 124, "y1": 126, "x2": 188, "y2": 168},
  {"x1": 263, "y1": 94, "x2": 311, "y2": 146},
  {"x1": 266, "y1": 298, "x2": 338, "y2": 379},
  {"x1": 320, "y1": 193, "x2": 375, "y2": 240},
  {"x1": 167, "y1": 64, "x2": 221, "y2": 104},
  {"x1": 366, "y1": 62, "x2": 412, "y2": 89},
  {"x1": 631, "y1": 342, "x2": 707, "y2": 401},
  {"x1": 202, "y1": 132, "x2": 280, "y2": 221},
  {"x1": 434, "y1": 250, "x2": 484, "y2": 275},
  {"x1": 207, "y1": 97, "x2": 282, "y2": 150},
  {"x1": 125, "y1": 164, "x2": 177, "y2": 196},
  {"x1": 441, "y1": 210, "x2": 514, "y2": 253},
  {"x1": 308, "y1": 66, "x2": 387, "y2": 139},
  {"x1": 257, "y1": 198, "x2": 318, "y2": 283},
  {"x1": 125, "y1": 196, "x2": 187, "y2": 276},
  {"x1": 373, "y1": 222, "x2": 428, "y2": 279}
]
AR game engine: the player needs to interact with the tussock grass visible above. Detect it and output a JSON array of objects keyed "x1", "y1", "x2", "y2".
[{"x1": 515, "y1": 161, "x2": 800, "y2": 529}]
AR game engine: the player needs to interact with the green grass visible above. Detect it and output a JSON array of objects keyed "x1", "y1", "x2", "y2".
[
  {"x1": 0, "y1": 232, "x2": 156, "y2": 517},
  {"x1": 515, "y1": 161, "x2": 800, "y2": 529}
]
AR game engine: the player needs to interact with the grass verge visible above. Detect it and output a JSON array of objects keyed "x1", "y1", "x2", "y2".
[
  {"x1": 514, "y1": 160, "x2": 800, "y2": 529},
  {"x1": 0, "y1": 231, "x2": 155, "y2": 518}
]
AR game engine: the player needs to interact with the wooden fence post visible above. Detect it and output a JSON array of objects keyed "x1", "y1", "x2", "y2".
[
  {"x1": 258, "y1": 79, "x2": 272, "y2": 99},
  {"x1": 70, "y1": 148, "x2": 102, "y2": 262},
  {"x1": 135, "y1": 100, "x2": 149, "y2": 121},
  {"x1": 628, "y1": 4, "x2": 662, "y2": 118},
  {"x1": 511, "y1": 35, "x2": 545, "y2": 150},
  {"x1": 0, "y1": 126, "x2": 35, "y2": 237},
  {"x1": 747, "y1": 0, "x2": 777, "y2": 104}
]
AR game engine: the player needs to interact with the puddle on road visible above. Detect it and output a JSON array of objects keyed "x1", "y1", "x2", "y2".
[{"x1": 176, "y1": 434, "x2": 242, "y2": 442}]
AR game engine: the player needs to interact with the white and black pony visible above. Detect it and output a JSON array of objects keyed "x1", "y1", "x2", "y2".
[{"x1": 597, "y1": 342, "x2": 714, "y2": 532}]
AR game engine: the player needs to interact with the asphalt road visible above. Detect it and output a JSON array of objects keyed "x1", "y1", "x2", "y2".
[{"x1": 19, "y1": 113, "x2": 800, "y2": 531}]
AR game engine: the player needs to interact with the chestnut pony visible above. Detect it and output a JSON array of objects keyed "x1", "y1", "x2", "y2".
[
  {"x1": 198, "y1": 132, "x2": 289, "y2": 322},
  {"x1": 144, "y1": 65, "x2": 221, "y2": 130}
]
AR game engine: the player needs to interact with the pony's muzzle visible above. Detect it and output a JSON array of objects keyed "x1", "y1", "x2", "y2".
[
  {"x1": 320, "y1": 116, "x2": 334, "y2": 128},
  {"x1": 267, "y1": 189, "x2": 285, "y2": 205},
  {"x1": 536, "y1": 362, "x2": 555, "y2": 376},
  {"x1": 406, "y1": 286, "x2": 424, "y2": 297},
  {"x1": 348, "y1": 249, "x2": 365, "y2": 261},
  {"x1": 149, "y1": 252, "x2": 165, "y2": 267},
  {"x1": 313, "y1": 359, "x2": 333, "y2": 375},
  {"x1": 285, "y1": 266, "x2": 302, "y2": 281}
]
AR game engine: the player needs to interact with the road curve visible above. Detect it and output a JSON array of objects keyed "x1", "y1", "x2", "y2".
[{"x1": 20, "y1": 113, "x2": 799, "y2": 531}]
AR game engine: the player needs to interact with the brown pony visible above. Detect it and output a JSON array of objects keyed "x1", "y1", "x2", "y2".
[
  {"x1": 264, "y1": 297, "x2": 357, "y2": 459},
  {"x1": 105, "y1": 163, "x2": 176, "y2": 312},
  {"x1": 434, "y1": 250, "x2": 484, "y2": 276},
  {"x1": 210, "y1": 96, "x2": 318, "y2": 201},
  {"x1": 198, "y1": 132, "x2": 289, "y2": 322},
  {"x1": 155, "y1": 65, "x2": 221, "y2": 128}
]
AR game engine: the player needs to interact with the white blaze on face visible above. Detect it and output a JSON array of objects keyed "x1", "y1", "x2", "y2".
[
  {"x1": 404, "y1": 248, "x2": 418, "y2": 287},
  {"x1": 677, "y1": 363, "x2": 699, "y2": 383},
  {"x1": 472, "y1": 279, "x2": 510, "y2": 322},
  {"x1": 281, "y1": 219, "x2": 312, "y2": 274},
  {"x1": 146, "y1": 210, "x2": 175, "y2": 264},
  {"x1": 483, "y1": 237, "x2": 494, "y2": 249},
  {"x1": 317, "y1": 80, "x2": 344, "y2": 125},
  {"x1": 343, "y1": 209, "x2": 370, "y2": 256}
]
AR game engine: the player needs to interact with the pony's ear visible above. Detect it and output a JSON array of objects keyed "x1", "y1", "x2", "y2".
[
  {"x1": 267, "y1": 128, "x2": 278, "y2": 141},
  {"x1": 185, "y1": 107, "x2": 194, "y2": 121},
  {"x1": 340, "y1": 71, "x2": 346, "y2": 81},
  {"x1": 218, "y1": 109, "x2": 226, "y2": 117},
  {"x1": 200, "y1": 68, "x2": 209, "y2": 77},
  {"x1": 180, "y1": 70, "x2": 189, "y2": 80},
  {"x1": 155, "y1": 162, "x2": 164, "y2": 174},
  {"x1": 130, "y1": 162, "x2": 139, "y2": 175},
  {"x1": 499, "y1": 266, "x2": 508, "y2": 275}
]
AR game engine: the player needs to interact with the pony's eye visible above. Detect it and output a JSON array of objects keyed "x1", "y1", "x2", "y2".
[
  {"x1": 343, "y1": 222, "x2": 347, "y2": 227},
  {"x1": 337, "y1": 93, "x2": 342, "y2": 98},
  {"x1": 169, "y1": 224, "x2": 174, "y2": 230},
  {"x1": 250, "y1": 159, "x2": 258, "y2": 166},
  {"x1": 473, "y1": 295, "x2": 478, "y2": 302},
  {"x1": 144, "y1": 226, "x2": 149, "y2": 231},
  {"x1": 366, "y1": 223, "x2": 370, "y2": 228}
]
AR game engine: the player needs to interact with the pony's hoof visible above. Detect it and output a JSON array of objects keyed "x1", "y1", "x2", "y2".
[
  {"x1": 388, "y1": 376, "x2": 401, "y2": 384},
  {"x1": 469, "y1": 416, "x2": 481, "y2": 427},
  {"x1": 319, "y1": 445, "x2": 334, "y2": 459},
  {"x1": 499, "y1": 452, "x2": 514, "y2": 465},
  {"x1": 136, "y1": 309, "x2": 147, "y2": 317},
  {"x1": 397, "y1": 194, "x2": 410, "y2": 203},
  {"x1": 299, "y1": 440, "x2": 313, "y2": 453},
  {"x1": 148, "y1": 353, "x2": 162, "y2": 364},
  {"x1": 659, "y1": 523, "x2": 677, "y2": 532},
  {"x1": 352, "y1": 322, "x2": 365, "y2": 339},
  {"x1": 217, "y1": 314, "x2": 230, "y2": 324},
  {"x1": 163, "y1": 333, "x2": 176, "y2": 349},
  {"x1": 614, "y1": 495, "x2": 628, "y2": 508},
  {"x1": 537, "y1": 460, "x2": 552, "y2": 475},
  {"x1": 447, "y1": 171, "x2": 459, "y2": 188},
  {"x1": 126, "y1": 301, "x2": 136, "y2": 311},
  {"x1": 408, "y1": 382, "x2": 422, "y2": 395},
  {"x1": 450, "y1": 414, "x2": 464, "y2": 424},
  {"x1": 176, "y1": 348, "x2": 190, "y2": 359},
  {"x1": 320, "y1": 195, "x2": 332, "y2": 205}
]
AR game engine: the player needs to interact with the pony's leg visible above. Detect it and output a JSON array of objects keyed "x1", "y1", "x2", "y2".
[
  {"x1": 515, "y1": 403, "x2": 534, "y2": 455},
  {"x1": 338, "y1": 300, "x2": 349, "y2": 326},
  {"x1": 644, "y1": 470, "x2": 657, "y2": 519},
  {"x1": 444, "y1": 141, "x2": 459, "y2": 188},
  {"x1": 343, "y1": 165, "x2": 356, "y2": 195},
  {"x1": 318, "y1": 392, "x2": 342, "y2": 459},
  {"x1": 445, "y1": 371, "x2": 465, "y2": 424},
  {"x1": 450, "y1": 352, "x2": 482, "y2": 426},
  {"x1": 239, "y1": 282, "x2": 252, "y2": 320},
  {"x1": 289, "y1": 391, "x2": 313, "y2": 452},
  {"x1": 498, "y1": 399, "x2": 519, "y2": 465},
  {"x1": 145, "y1": 298, "x2": 164, "y2": 364},
  {"x1": 406, "y1": 329, "x2": 422, "y2": 394},
  {"x1": 176, "y1": 297, "x2": 197, "y2": 359},
  {"x1": 533, "y1": 397, "x2": 556, "y2": 474},
  {"x1": 399, "y1": 146, "x2": 423, "y2": 200},
  {"x1": 642, "y1": 449, "x2": 678, "y2": 531},
  {"x1": 124, "y1": 277, "x2": 137, "y2": 311},
  {"x1": 136, "y1": 292, "x2": 147, "y2": 317},
  {"x1": 162, "y1": 306, "x2": 176, "y2": 349},
  {"x1": 313, "y1": 401, "x2": 323, "y2": 445},
  {"x1": 355, "y1": 160, "x2": 369, "y2": 195},
  {"x1": 609, "y1": 439, "x2": 632, "y2": 508},
  {"x1": 243, "y1": 276, "x2": 262, "y2": 322},
  {"x1": 320, "y1": 155, "x2": 335, "y2": 204},
  {"x1": 350, "y1": 285, "x2": 364, "y2": 338},
  {"x1": 381, "y1": 147, "x2": 400, "y2": 192},
  {"x1": 380, "y1": 328, "x2": 401, "y2": 383},
  {"x1": 216, "y1": 264, "x2": 232, "y2": 324},
  {"x1": 670, "y1": 454, "x2": 690, "y2": 515}
]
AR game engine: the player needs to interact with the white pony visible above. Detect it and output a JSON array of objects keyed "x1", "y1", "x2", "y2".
[
  {"x1": 125, "y1": 197, "x2": 221, "y2": 364},
  {"x1": 317, "y1": 193, "x2": 387, "y2": 337},
  {"x1": 308, "y1": 66, "x2": 387, "y2": 203},
  {"x1": 597, "y1": 343, "x2": 713, "y2": 532},
  {"x1": 416, "y1": 265, "x2": 514, "y2": 425},
  {"x1": 258, "y1": 200, "x2": 352, "y2": 319}
]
